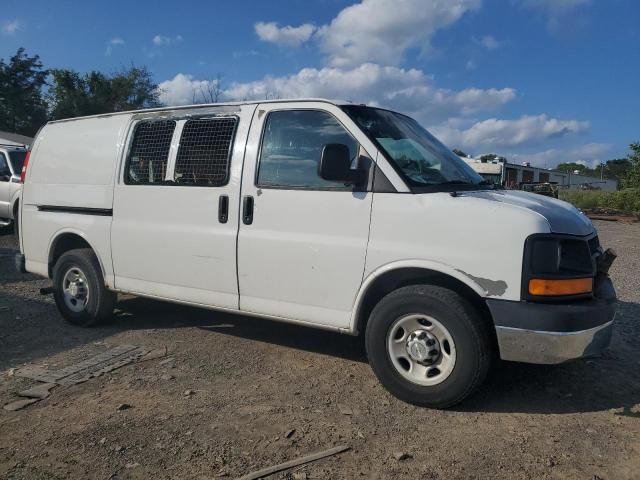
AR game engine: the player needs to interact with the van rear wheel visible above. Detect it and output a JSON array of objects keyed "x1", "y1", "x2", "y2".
[
  {"x1": 52, "y1": 248, "x2": 115, "y2": 327},
  {"x1": 365, "y1": 285, "x2": 491, "y2": 408}
]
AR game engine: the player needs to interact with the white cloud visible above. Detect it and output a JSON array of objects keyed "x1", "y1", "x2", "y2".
[
  {"x1": 252, "y1": 1, "x2": 481, "y2": 65},
  {"x1": 254, "y1": 22, "x2": 316, "y2": 47},
  {"x1": 1, "y1": 19, "x2": 20, "y2": 35},
  {"x1": 105, "y1": 37, "x2": 125, "y2": 56},
  {"x1": 521, "y1": 0, "x2": 590, "y2": 15},
  {"x1": 432, "y1": 114, "x2": 589, "y2": 150},
  {"x1": 153, "y1": 34, "x2": 183, "y2": 46},
  {"x1": 157, "y1": 73, "x2": 224, "y2": 106},
  {"x1": 474, "y1": 35, "x2": 500, "y2": 50},
  {"x1": 519, "y1": 0, "x2": 591, "y2": 30},
  {"x1": 509, "y1": 143, "x2": 612, "y2": 168},
  {"x1": 307, "y1": 0, "x2": 480, "y2": 67},
  {"x1": 159, "y1": 64, "x2": 515, "y2": 128}
]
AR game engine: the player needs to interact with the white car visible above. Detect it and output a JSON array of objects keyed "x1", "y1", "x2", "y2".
[
  {"x1": 0, "y1": 144, "x2": 26, "y2": 229},
  {"x1": 16, "y1": 99, "x2": 617, "y2": 407}
]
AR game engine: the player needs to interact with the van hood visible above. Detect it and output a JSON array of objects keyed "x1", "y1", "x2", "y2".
[{"x1": 462, "y1": 189, "x2": 594, "y2": 236}]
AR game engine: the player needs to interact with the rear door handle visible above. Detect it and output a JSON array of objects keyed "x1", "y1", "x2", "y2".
[
  {"x1": 242, "y1": 196, "x2": 254, "y2": 225},
  {"x1": 218, "y1": 195, "x2": 228, "y2": 223}
]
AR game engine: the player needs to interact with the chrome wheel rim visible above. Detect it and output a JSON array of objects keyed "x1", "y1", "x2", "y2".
[
  {"x1": 62, "y1": 266, "x2": 90, "y2": 313},
  {"x1": 387, "y1": 314, "x2": 457, "y2": 386}
]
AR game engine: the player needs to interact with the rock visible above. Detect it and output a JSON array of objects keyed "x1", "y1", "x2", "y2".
[
  {"x1": 393, "y1": 452, "x2": 412, "y2": 461},
  {"x1": 99, "y1": 438, "x2": 107, "y2": 445},
  {"x1": 160, "y1": 374, "x2": 174, "y2": 381},
  {"x1": 184, "y1": 389, "x2": 194, "y2": 396},
  {"x1": 3, "y1": 398, "x2": 40, "y2": 411},
  {"x1": 293, "y1": 473, "x2": 308, "y2": 480},
  {"x1": 546, "y1": 457, "x2": 556, "y2": 467},
  {"x1": 141, "y1": 347, "x2": 167, "y2": 361},
  {"x1": 338, "y1": 404, "x2": 353, "y2": 415},
  {"x1": 18, "y1": 383, "x2": 56, "y2": 400},
  {"x1": 285, "y1": 429, "x2": 296, "y2": 438},
  {"x1": 125, "y1": 462, "x2": 140, "y2": 469},
  {"x1": 159, "y1": 357, "x2": 175, "y2": 366},
  {"x1": 357, "y1": 431, "x2": 365, "y2": 439},
  {"x1": 114, "y1": 445, "x2": 125, "y2": 453},
  {"x1": 117, "y1": 403, "x2": 131, "y2": 411}
]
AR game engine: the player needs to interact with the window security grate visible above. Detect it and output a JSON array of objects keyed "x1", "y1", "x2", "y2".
[
  {"x1": 174, "y1": 117, "x2": 237, "y2": 186},
  {"x1": 126, "y1": 120, "x2": 176, "y2": 184}
]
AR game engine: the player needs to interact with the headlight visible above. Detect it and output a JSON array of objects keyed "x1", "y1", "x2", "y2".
[{"x1": 523, "y1": 234, "x2": 596, "y2": 300}]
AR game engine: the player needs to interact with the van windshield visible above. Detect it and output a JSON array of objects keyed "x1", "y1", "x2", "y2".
[
  {"x1": 341, "y1": 105, "x2": 488, "y2": 190},
  {"x1": 8, "y1": 151, "x2": 27, "y2": 173}
]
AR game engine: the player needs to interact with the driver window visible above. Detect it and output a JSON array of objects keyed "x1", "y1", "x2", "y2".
[{"x1": 257, "y1": 110, "x2": 358, "y2": 189}]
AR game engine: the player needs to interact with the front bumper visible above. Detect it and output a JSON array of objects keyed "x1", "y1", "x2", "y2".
[{"x1": 487, "y1": 277, "x2": 617, "y2": 364}]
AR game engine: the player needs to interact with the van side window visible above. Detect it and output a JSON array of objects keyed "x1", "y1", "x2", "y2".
[
  {"x1": 125, "y1": 120, "x2": 176, "y2": 185},
  {"x1": 257, "y1": 110, "x2": 357, "y2": 189},
  {"x1": 174, "y1": 117, "x2": 237, "y2": 186}
]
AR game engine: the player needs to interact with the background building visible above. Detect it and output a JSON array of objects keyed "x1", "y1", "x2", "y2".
[
  {"x1": 462, "y1": 157, "x2": 618, "y2": 191},
  {"x1": 0, "y1": 131, "x2": 33, "y2": 147}
]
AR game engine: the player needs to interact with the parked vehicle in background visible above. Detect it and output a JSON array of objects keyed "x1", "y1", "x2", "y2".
[
  {"x1": 520, "y1": 182, "x2": 559, "y2": 198},
  {"x1": 0, "y1": 144, "x2": 26, "y2": 230},
  {"x1": 15, "y1": 99, "x2": 618, "y2": 408}
]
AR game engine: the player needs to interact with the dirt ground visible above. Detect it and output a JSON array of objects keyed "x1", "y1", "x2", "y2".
[{"x1": 0, "y1": 220, "x2": 639, "y2": 480}]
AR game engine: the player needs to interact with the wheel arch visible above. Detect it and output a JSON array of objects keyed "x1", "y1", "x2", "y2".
[
  {"x1": 11, "y1": 195, "x2": 19, "y2": 219},
  {"x1": 47, "y1": 230, "x2": 106, "y2": 280},
  {"x1": 350, "y1": 261, "x2": 495, "y2": 337}
]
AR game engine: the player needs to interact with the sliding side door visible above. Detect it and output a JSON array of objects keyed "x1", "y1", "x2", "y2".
[{"x1": 111, "y1": 105, "x2": 255, "y2": 308}]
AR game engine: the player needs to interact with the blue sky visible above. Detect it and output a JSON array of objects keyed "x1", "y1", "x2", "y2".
[{"x1": 1, "y1": 0, "x2": 638, "y2": 167}]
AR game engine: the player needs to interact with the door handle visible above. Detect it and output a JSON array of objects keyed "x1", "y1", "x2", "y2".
[
  {"x1": 242, "y1": 196, "x2": 254, "y2": 225},
  {"x1": 218, "y1": 195, "x2": 229, "y2": 223}
]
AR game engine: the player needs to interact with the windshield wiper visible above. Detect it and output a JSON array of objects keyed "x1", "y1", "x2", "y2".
[{"x1": 438, "y1": 180, "x2": 475, "y2": 185}]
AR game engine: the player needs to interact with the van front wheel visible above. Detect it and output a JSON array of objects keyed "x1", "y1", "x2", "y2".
[
  {"x1": 365, "y1": 285, "x2": 491, "y2": 408},
  {"x1": 52, "y1": 248, "x2": 116, "y2": 327}
]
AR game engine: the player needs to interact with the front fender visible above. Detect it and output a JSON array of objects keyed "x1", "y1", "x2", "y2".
[{"x1": 348, "y1": 259, "x2": 488, "y2": 334}]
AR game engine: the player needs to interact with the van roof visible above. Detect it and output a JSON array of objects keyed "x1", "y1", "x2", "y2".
[{"x1": 47, "y1": 98, "x2": 361, "y2": 124}]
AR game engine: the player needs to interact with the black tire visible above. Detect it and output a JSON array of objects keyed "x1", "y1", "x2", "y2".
[
  {"x1": 365, "y1": 285, "x2": 492, "y2": 408},
  {"x1": 52, "y1": 248, "x2": 116, "y2": 327}
]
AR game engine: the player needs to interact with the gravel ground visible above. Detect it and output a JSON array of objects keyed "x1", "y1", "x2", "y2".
[{"x1": 0, "y1": 220, "x2": 638, "y2": 480}]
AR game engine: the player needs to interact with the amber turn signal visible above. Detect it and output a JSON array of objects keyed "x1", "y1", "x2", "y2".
[{"x1": 528, "y1": 278, "x2": 593, "y2": 296}]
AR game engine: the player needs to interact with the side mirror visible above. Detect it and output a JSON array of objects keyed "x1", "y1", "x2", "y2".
[
  {"x1": 318, "y1": 144, "x2": 365, "y2": 185},
  {"x1": 0, "y1": 171, "x2": 11, "y2": 182}
]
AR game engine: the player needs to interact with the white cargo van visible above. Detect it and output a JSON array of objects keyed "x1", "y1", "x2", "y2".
[{"x1": 16, "y1": 99, "x2": 617, "y2": 407}]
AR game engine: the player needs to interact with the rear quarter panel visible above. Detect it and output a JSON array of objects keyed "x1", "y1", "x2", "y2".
[{"x1": 21, "y1": 114, "x2": 131, "y2": 281}]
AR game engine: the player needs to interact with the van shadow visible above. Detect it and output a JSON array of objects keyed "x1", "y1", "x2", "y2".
[
  {"x1": 112, "y1": 296, "x2": 367, "y2": 363},
  {"x1": 458, "y1": 299, "x2": 640, "y2": 415},
  {"x1": 2, "y1": 262, "x2": 638, "y2": 416},
  {"x1": 112, "y1": 297, "x2": 640, "y2": 416}
]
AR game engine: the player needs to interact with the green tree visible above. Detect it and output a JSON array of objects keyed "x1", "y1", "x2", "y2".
[
  {"x1": 452, "y1": 148, "x2": 469, "y2": 157},
  {"x1": 601, "y1": 158, "x2": 631, "y2": 181},
  {"x1": 0, "y1": 48, "x2": 49, "y2": 136},
  {"x1": 624, "y1": 142, "x2": 640, "y2": 188},
  {"x1": 479, "y1": 153, "x2": 506, "y2": 162},
  {"x1": 49, "y1": 66, "x2": 162, "y2": 120},
  {"x1": 556, "y1": 162, "x2": 594, "y2": 175}
]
